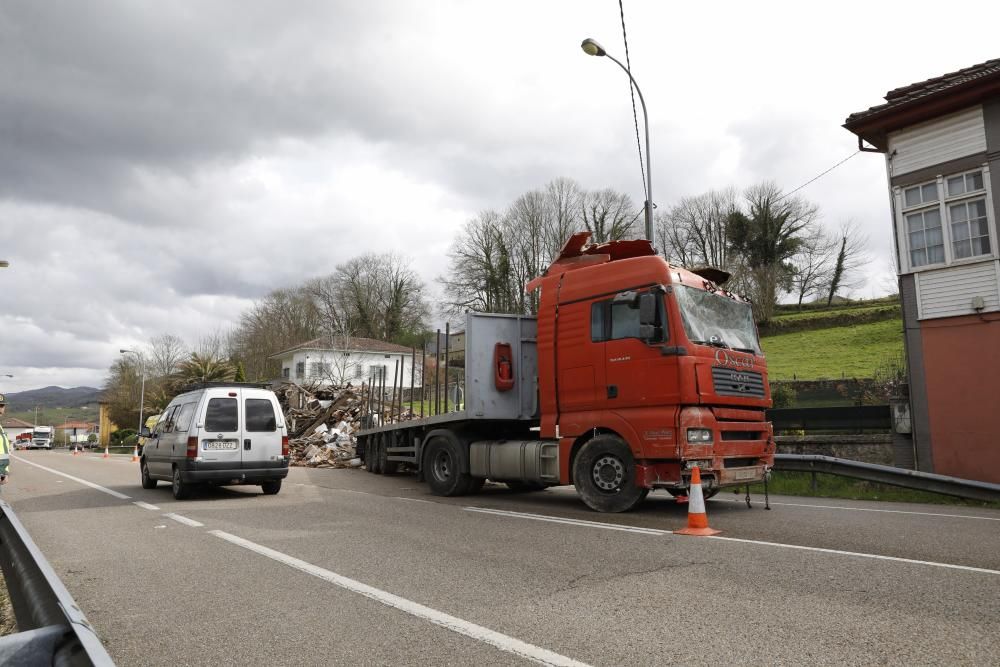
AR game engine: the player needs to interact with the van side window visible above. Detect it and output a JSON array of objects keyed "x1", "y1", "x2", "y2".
[
  {"x1": 205, "y1": 398, "x2": 238, "y2": 432},
  {"x1": 156, "y1": 406, "x2": 179, "y2": 434},
  {"x1": 245, "y1": 399, "x2": 277, "y2": 432},
  {"x1": 174, "y1": 402, "x2": 196, "y2": 433}
]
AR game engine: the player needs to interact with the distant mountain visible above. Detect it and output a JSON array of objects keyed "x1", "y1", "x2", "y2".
[{"x1": 3, "y1": 386, "x2": 102, "y2": 411}]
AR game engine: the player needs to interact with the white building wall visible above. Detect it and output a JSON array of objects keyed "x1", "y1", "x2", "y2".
[
  {"x1": 279, "y1": 349, "x2": 421, "y2": 388},
  {"x1": 888, "y1": 106, "x2": 986, "y2": 176},
  {"x1": 915, "y1": 260, "x2": 1000, "y2": 320}
]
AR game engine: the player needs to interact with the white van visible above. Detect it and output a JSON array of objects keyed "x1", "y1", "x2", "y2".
[{"x1": 139, "y1": 383, "x2": 289, "y2": 499}]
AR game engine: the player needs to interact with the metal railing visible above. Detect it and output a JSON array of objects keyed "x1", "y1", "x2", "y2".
[
  {"x1": 774, "y1": 454, "x2": 1000, "y2": 503},
  {"x1": 0, "y1": 499, "x2": 115, "y2": 665}
]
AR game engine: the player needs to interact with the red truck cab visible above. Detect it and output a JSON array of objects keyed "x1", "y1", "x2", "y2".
[{"x1": 529, "y1": 232, "x2": 773, "y2": 510}]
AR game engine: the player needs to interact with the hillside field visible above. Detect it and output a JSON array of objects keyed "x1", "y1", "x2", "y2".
[{"x1": 761, "y1": 317, "x2": 904, "y2": 381}]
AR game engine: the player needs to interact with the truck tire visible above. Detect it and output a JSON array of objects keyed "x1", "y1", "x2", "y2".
[
  {"x1": 380, "y1": 433, "x2": 399, "y2": 475},
  {"x1": 572, "y1": 434, "x2": 648, "y2": 513},
  {"x1": 424, "y1": 437, "x2": 477, "y2": 496}
]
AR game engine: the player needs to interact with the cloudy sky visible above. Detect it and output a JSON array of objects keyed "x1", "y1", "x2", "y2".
[{"x1": 1, "y1": 0, "x2": 997, "y2": 392}]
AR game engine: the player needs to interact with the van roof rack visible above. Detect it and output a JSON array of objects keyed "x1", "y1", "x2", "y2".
[{"x1": 176, "y1": 381, "x2": 273, "y2": 394}]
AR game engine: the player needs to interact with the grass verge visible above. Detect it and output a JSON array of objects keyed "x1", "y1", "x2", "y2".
[
  {"x1": 740, "y1": 471, "x2": 1000, "y2": 508},
  {"x1": 0, "y1": 572, "x2": 16, "y2": 636}
]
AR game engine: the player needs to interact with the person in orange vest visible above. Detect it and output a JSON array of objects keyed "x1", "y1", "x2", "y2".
[{"x1": 0, "y1": 394, "x2": 10, "y2": 484}]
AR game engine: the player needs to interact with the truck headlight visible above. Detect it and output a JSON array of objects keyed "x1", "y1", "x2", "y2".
[{"x1": 686, "y1": 428, "x2": 713, "y2": 444}]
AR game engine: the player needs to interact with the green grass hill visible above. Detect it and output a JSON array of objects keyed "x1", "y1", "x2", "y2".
[{"x1": 761, "y1": 296, "x2": 903, "y2": 381}]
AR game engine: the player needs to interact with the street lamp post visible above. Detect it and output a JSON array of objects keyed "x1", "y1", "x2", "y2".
[
  {"x1": 120, "y1": 349, "x2": 146, "y2": 437},
  {"x1": 580, "y1": 37, "x2": 654, "y2": 243}
]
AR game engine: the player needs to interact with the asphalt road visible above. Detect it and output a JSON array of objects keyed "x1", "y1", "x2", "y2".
[{"x1": 5, "y1": 450, "x2": 1000, "y2": 666}]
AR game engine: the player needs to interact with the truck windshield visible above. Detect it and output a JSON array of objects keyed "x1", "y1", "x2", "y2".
[{"x1": 673, "y1": 285, "x2": 761, "y2": 354}]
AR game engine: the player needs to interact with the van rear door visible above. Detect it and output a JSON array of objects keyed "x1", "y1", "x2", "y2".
[
  {"x1": 199, "y1": 390, "x2": 242, "y2": 470},
  {"x1": 241, "y1": 389, "x2": 283, "y2": 468}
]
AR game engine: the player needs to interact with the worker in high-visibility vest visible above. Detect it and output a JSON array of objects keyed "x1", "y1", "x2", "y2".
[{"x1": 0, "y1": 393, "x2": 10, "y2": 484}]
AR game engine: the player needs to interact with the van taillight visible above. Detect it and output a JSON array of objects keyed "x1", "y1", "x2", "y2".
[
  {"x1": 186, "y1": 436, "x2": 198, "y2": 458},
  {"x1": 281, "y1": 436, "x2": 289, "y2": 458}
]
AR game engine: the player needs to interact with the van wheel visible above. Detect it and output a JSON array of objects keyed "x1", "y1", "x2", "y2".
[
  {"x1": 140, "y1": 460, "x2": 157, "y2": 489},
  {"x1": 172, "y1": 467, "x2": 192, "y2": 500},
  {"x1": 424, "y1": 437, "x2": 476, "y2": 496},
  {"x1": 261, "y1": 480, "x2": 282, "y2": 495},
  {"x1": 572, "y1": 434, "x2": 647, "y2": 513}
]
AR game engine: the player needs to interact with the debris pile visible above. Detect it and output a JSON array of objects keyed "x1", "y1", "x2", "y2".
[{"x1": 277, "y1": 382, "x2": 367, "y2": 468}]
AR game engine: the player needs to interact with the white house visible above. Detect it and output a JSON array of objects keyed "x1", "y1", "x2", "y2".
[{"x1": 270, "y1": 337, "x2": 422, "y2": 389}]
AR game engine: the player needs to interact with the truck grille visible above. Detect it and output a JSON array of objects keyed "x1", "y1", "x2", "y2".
[{"x1": 712, "y1": 367, "x2": 765, "y2": 398}]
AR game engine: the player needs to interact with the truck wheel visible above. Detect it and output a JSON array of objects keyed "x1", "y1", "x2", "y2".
[
  {"x1": 171, "y1": 467, "x2": 192, "y2": 500},
  {"x1": 424, "y1": 437, "x2": 476, "y2": 496},
  {"x1": 140, "y1": 460, "x2": 157, "y2": 489},
  {"x1": 572, "y1": 435, "x2": 647, "y2": 513},
  {"x1": 382, "y1": 433, "x2": 399, "y2": 475},
  {"x1": 505, "y1": 481, "x2": 548, "y2": 493}
]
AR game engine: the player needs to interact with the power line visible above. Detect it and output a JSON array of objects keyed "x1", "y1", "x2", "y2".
[
  {"x1": 618, "y1": 0, "x2": 646, "y2": 201},
  {"x1": 776, "y1": 150, "x2": 861, "y2": 202}
]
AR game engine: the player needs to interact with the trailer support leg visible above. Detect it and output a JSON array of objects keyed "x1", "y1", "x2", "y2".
[
  {"x1": 744, "y1": 484, "x2": 752, "y2": 509},
  {"x1": 764, "y1": 475, "x2": 771, "y2": 510}
]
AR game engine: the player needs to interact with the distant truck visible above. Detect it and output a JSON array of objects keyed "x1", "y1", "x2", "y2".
[
  {"x1": 30, "y1": 426, "x2": 54, "y2": 449},
  {"x1": 356, "y1": 232, "x2": 774, "y2": 513}
]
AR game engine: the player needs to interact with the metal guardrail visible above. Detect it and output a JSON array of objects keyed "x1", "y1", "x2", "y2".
[
  {"x1": 774, "y1": 454, "x2": 1000, "y2": 503},
  {"x1": 0, "y1": 499, "x2": 115, "y2": 666}
]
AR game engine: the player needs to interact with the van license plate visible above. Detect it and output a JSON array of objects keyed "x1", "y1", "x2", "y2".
[{"x1": 204, "y1": 440, "x2": 238, "y2": 450}]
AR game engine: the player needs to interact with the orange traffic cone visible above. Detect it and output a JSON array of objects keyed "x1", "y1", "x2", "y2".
[
  {"x1": 102, "y1": 446, "x2": 110, "y2": 459},
  {"x1": 72, "y1": 446, "x2": 78, "y2": 456},
  {"x1": 674, "y1": 467, "x2": 720, "y2": 536},
  {"x1": 131, "y1": 445, "x2": 140, "y2": 462}
]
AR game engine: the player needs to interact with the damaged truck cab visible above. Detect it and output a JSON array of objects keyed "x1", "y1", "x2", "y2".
[
  {"x1": 357, "y1": 232, "x2": 773, "y2": 513},
  {"x1": 529, "y1": 232, "x2": 774, "y2": 511}
]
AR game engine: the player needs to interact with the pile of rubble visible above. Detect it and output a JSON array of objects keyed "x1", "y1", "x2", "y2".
[{"x1": 277, "y1": 382, "x2": 367, "y2": 469}]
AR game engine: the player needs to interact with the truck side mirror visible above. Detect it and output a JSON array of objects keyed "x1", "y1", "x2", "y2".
[{"x1": 639, "y1": 293, "x2": 656, "y2": 325}]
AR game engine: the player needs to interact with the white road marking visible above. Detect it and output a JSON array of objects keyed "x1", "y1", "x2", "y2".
[
  {"x1": 468, "y1": 507, "x2": 1000, "y2": 575},
  {"x1": 394, "y1": 497, "x2": 433, "y2": 503},
  {"x1": 134, "y1": 501, "x2": 160, "y2": 511},
  {"x1": 13, "y1": 456, "x2": 131, "y2": 499},
  {"x1": 210, "y1": 530, "x2": 591, "y2": 667},
  {"x1": 164, "y1": 513, "x2": 204, "y2": 527},
  {"x1": 705, "y1": 534, "x2": 1000, "y2": 575},
  {"x1": 720, "y1": 497, "x2": 1000, "y2": 522},
  {"x1": 465, "y1": 507, "x2": 670, "y2": 536}
]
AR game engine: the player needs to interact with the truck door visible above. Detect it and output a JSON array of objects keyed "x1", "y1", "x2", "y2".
[
  {"x1": 241, "y1": 390, "x2": 282, "y2": 468},
  {"x1": 601, "y1": 291, "x2": 681, "y2": 434},
  {"x1": 200, "y1": 391, "x2": 242, "y2": 470},
  {"x1": 555, "y1": 300, "x2": 604, "y2": 415}
]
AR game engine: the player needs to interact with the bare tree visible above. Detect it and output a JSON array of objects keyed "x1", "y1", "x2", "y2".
[
  {"x1": 542, "y1": 177, "x2": 583, "y2": 259},
  {"x1": 148, "y1": 334, "x2": 187, "y2": 378},
  {"x1": 334, "y1": 252, "x2": 428, "y2": 342},
  {"x1": 657, "y1": 187, "x2": 741, "y2": 271},
  {"x1": 789, "y1": 226, "x2": 837, "y2": 308},
  {"x1": 442, "y1": 210, "x2": 520, "y2": 315},
  {"x1": 825, "y1": 220, "x2": 870, "y2": 305},
  {"x1": 581, "y1": 188, "x2": 640, "y2": 243}
]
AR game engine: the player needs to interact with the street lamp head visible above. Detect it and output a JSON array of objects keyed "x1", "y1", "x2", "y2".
[
  {"x1": 581, "y1": 38, "x2": 606, "y2": 57},
  {"x1": 120, "y1": 349, "x2": 130, "y2": 354}
]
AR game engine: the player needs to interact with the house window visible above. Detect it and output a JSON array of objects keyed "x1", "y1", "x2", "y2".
[
  {"x1": 295, "y1": 361, "x2": 304, "y2": 379},
  {"x1": 282, "y1": 367, "x2": 290, "y2": 379},
  {"x1": 900, "y1": 168, "x2": 995, "y2": 271},
  {"x1": 906, "y1": 209, "x2": 944, "y2": 267},
  {"x1": 310, "y1": 362, "x2": 330, "y2": 377},
  {"x1": 353, "y1": 364, "x2": 363, "y2": 379}
]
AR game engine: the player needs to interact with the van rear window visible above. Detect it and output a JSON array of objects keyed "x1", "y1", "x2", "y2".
[
  {"x1": 245, "y1": 399, "x2": 276, "y2": 432},
  {"x1": 205, "y1": 398, "x2": 238, "y2": 432}
]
